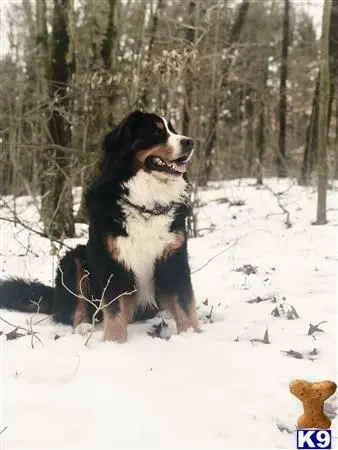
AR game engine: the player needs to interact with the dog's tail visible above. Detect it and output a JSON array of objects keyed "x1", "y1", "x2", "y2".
[{"x1": 0, "y1": 278, "x2": 54, "y2": 315}]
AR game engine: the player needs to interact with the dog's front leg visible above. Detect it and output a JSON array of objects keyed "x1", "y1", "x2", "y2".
[
  {"x1": 103, "y1": 294, "x2": 135, "y2": 343},
  {"x1": 155, "y1": 247, "x2": 200, "y2": 334}
]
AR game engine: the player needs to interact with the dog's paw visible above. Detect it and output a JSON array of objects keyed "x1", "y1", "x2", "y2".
[{"x1": 74, "y1": 322, "x2": 94, "y2": 336}]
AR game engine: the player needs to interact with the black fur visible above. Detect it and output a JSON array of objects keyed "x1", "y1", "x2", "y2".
[
  {"x1": 0, "y1": 243, "x2": 156, "y2": 324},
  {"x1": 85, "y1": 110, "x2": 195, "y2": 322},
  {"x1": 53, "y1": 244, "x2": 94, "y2": 325},
  {"x1": 0, "y1": 278, "x2": 54, "y2": 314},
  {"x1": 0, "y1": 245, "x2": 89, "y2": 323},
  {"x1": 0, "y1": 111, "x2": 196, "y2": 336}
]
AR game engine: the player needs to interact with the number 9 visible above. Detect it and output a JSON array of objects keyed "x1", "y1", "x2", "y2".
[{"x1": 317, "y1": 431, "x2": 330, "y2": 448}]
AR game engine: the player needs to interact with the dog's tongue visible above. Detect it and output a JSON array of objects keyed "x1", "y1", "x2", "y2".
[{"x1": 170, "y1": 161, "x2": 186, "y2": 173}]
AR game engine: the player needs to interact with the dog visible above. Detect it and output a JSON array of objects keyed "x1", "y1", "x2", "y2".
[{"x1": 0, "y1": 111, "x2": 200, "y2": 342}]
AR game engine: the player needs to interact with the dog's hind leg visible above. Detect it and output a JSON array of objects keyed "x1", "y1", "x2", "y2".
[{"x1": 54, "y1": 245, "x2": 93, "y2": 329}]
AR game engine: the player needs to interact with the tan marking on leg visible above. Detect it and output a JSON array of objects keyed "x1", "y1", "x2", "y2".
[
  {"x1": 123, "y1": 295, "x2": 136, "y2": 324},
  {"x1": 73, "y1": 258, "x2": 90, "y2": 328},
  {"x1": 106, "y1": 235, "x2": 120, "y2": 259},
  {"x1": 103, "y1": 295, "x2": 136, "y2": 343},
  {"x1": 162, "y1": 231, "x2": 186, "y2": 260},
  {"x1": 161, "y1": 294, "x2": 201, "y2": 333},
  {"x1": 73, "y1": 298, "x2": 88, "y2": 328}
]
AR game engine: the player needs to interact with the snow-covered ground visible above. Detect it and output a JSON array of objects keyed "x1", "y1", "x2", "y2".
[{"x1": 0, "y1": 178, "x2": 337, "y2": 449}]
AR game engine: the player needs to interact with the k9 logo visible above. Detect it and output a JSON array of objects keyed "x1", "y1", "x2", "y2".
[{"x1": 297, "y1": 429, "x2": 332, "y2": 449}]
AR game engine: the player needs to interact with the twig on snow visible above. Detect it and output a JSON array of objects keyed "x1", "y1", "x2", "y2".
[
  {"x1": 308, "y1": 321, "x2": 327, "y2": 337},
  {"x1": 247, "y1": 296, "x2": 276, "y2": 304},
  {"x1": 0, "y1": 299, "x2": 46, "y2": 347},
  {"x1": 250, "y1": 327, "x2": 270, "y2": 345},
  {"x1": 264, "y1": 184, "x2": 292, "y2": 228},
  {"x1": 191, "y1": 234, "x2": 247, "y2": 274}
]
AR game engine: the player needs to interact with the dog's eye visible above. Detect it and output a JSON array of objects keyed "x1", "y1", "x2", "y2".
[{"x1": 153, "y1": 129, "x2": 164, "y2": 138}]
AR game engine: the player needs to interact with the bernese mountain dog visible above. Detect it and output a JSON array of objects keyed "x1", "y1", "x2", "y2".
[{"x1": 0, "y1": 111, "x2": 200, "y2": 342}]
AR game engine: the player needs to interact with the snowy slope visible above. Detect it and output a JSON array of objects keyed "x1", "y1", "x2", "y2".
[{"x1": 0, "y1": 178, "x2": 337, "y2": 449}]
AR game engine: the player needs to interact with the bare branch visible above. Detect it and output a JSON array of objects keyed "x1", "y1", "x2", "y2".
[
  {"x1": 0, "y1": 300, "x2": 45, "y2": 348},
  {"x1": 0, "y1": 215, "x2": 72, "y2": 250},
  {"x1": 58, "y1": 266, "x2": 136, "y2": 346},
  {"x1": 308, "y1": 321, "x2": 328, "y2": 336},
  {"x1": 191, "y1": 234, "x2": 247, "y2": 274},
  {"x1": 264, "y1": 184, "x2": 292, "y2": 228}
]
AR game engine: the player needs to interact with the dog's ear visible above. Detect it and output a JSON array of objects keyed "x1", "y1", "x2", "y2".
[{"x1": 102, "y1": 110, "x2": 146, "y2": 157}]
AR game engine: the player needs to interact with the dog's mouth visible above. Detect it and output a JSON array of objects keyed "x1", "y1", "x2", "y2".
[{"x1": 146, "y1": 155, "x2": 188, "y2": 175}]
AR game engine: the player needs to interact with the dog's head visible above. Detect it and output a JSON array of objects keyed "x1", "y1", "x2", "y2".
[{"x1": 102, "y1": 110, "x2": 194, "y2": 177}]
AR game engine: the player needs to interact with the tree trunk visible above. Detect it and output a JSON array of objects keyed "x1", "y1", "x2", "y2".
[
  {"x1": 76, "y1": 0, "x2": 118, "y2": 224},
  {"x1": 335, "y1": 99, "x2": 338, "y2": 179},
  {"x1": 182, "y1": 1, "x2": 198, "y2": 238},
  {"x1": 36, "y1": 0, "x2": 50, "y2": 197},
  {"x1": 101, "y1": 0, "x2": 117, "y2": 70},
  {"x1": 277, "y1": 0, "x2": 290, "y2": 178},
  {"x1": 101, "y1": 0, "x2": 117, "y2": 124},
  {"x1": 316, "y1": 0, "x2": 332, "y2": 225},
  {"x1": 327, "y1": 0, "x2": 338, "y2": 147},
  {"x1": 300, "y1": 73, "x2": 319, "y2": 184},
  {"x1": 202, "y1": 0, "x2": 250, "y2": 185},
  {"x1": 140, "y1": 0, "x2": 163, "y2": 109},
  {"x1": 301, "y1": 0, "x2": 338, "y2": 185},
  {"x1": 256, "y1": 60, "x2": 268, "y2": 185},
  {"x1": 245, "y1": 88, "x2": 255, "y2": 175},
  {"x1": 182, "y1": 0, "x2": 196, "y2": 136},
  {"x1": 41, "y1": 0, "x2": 75, "y2": 238}
]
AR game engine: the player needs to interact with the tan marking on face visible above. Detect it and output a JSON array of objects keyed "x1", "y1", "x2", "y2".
[
  {"x1": 134, "y1": 145, "x2": 175, "y2": 168},
  {"x1": 162, "y1": 230, "x2": 186, "y2": 260},
  {"x1": 156, "y1": 121, "x2": 165, "y2": 130},
  {"x1": 73, "y1": 258, "x2": 90, "y2": 328},
  {"x1": 106, "y1": 235, "x2": 120, "y2": 259},
  {"x1": 103, "y1": 295, "x2": 136, "y2": 342},
  {"x1": 160, "y1": 294, "x2": 200, "y2": 333}
]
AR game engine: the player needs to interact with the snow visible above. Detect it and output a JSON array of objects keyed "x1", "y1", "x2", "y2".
[{"x1": 0, "y1": 178, "x2": 337, "y2": 449}]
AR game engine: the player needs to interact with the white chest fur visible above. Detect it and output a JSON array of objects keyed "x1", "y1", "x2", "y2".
[
  {"x1": 116, "y1": 210, "x2": 175, "y2": 306},
  {"x1": 116, "y1": 170, "x2": 187, "y2": 307}
]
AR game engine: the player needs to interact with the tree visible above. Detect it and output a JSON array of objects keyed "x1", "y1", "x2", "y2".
[
  {"x1": 140, "y1": 0, "x2": 163, "y2": 109},
  {"x1": 36, "y1": 0, "x2": 50, "y2": 197},
  {"x1": 335, "y1": 99, "x2": 338, "y2": 179},
  {"x1": 277, "y1": 0, "x2": 290, "y2": 177},
  {"x1": 256, "y1": 60, "x2": 268, "y2": 185},
  {"x1": 202, "y1": 0, "x2": 250, "y2": 185},
  {"x1": 300, "y1": 0, "x2": 338, "y2": 184},
  {"x1": 101, "y1": 0, "x2": 117, "y2": 70},
  {"x1": 75, "y1": 0, "x2": 119, "y2": 223},
  {"x1": 330, "y1": 1, "x2": 338, "y2": 179},
  {"x1": 101, "y1": 0, "x2": 118, "y2": 124},
  {"x1": 182, "y1": 0, "x2": 196, "y2": 136},
  {"x1": 315, "y1": 0, "x2": 332, "y2": 225},
  {"x1": 300, "y1": 74, "x2": 320, "y2": 184},
  {"x1": 0, "y1": 0, "x2": 329, "y2": 200},
  {"x1": 41, "y1": 0, "x2": 75, "y2": 238}
]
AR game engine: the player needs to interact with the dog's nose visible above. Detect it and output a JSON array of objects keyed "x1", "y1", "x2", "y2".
[{"x1": 180, "y1": 138, "x2": 194, "y2": 152}]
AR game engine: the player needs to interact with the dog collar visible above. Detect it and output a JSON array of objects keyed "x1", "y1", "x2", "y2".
[{"x1": 122, "y1": 198, "x2": 175, "y2": 216}]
